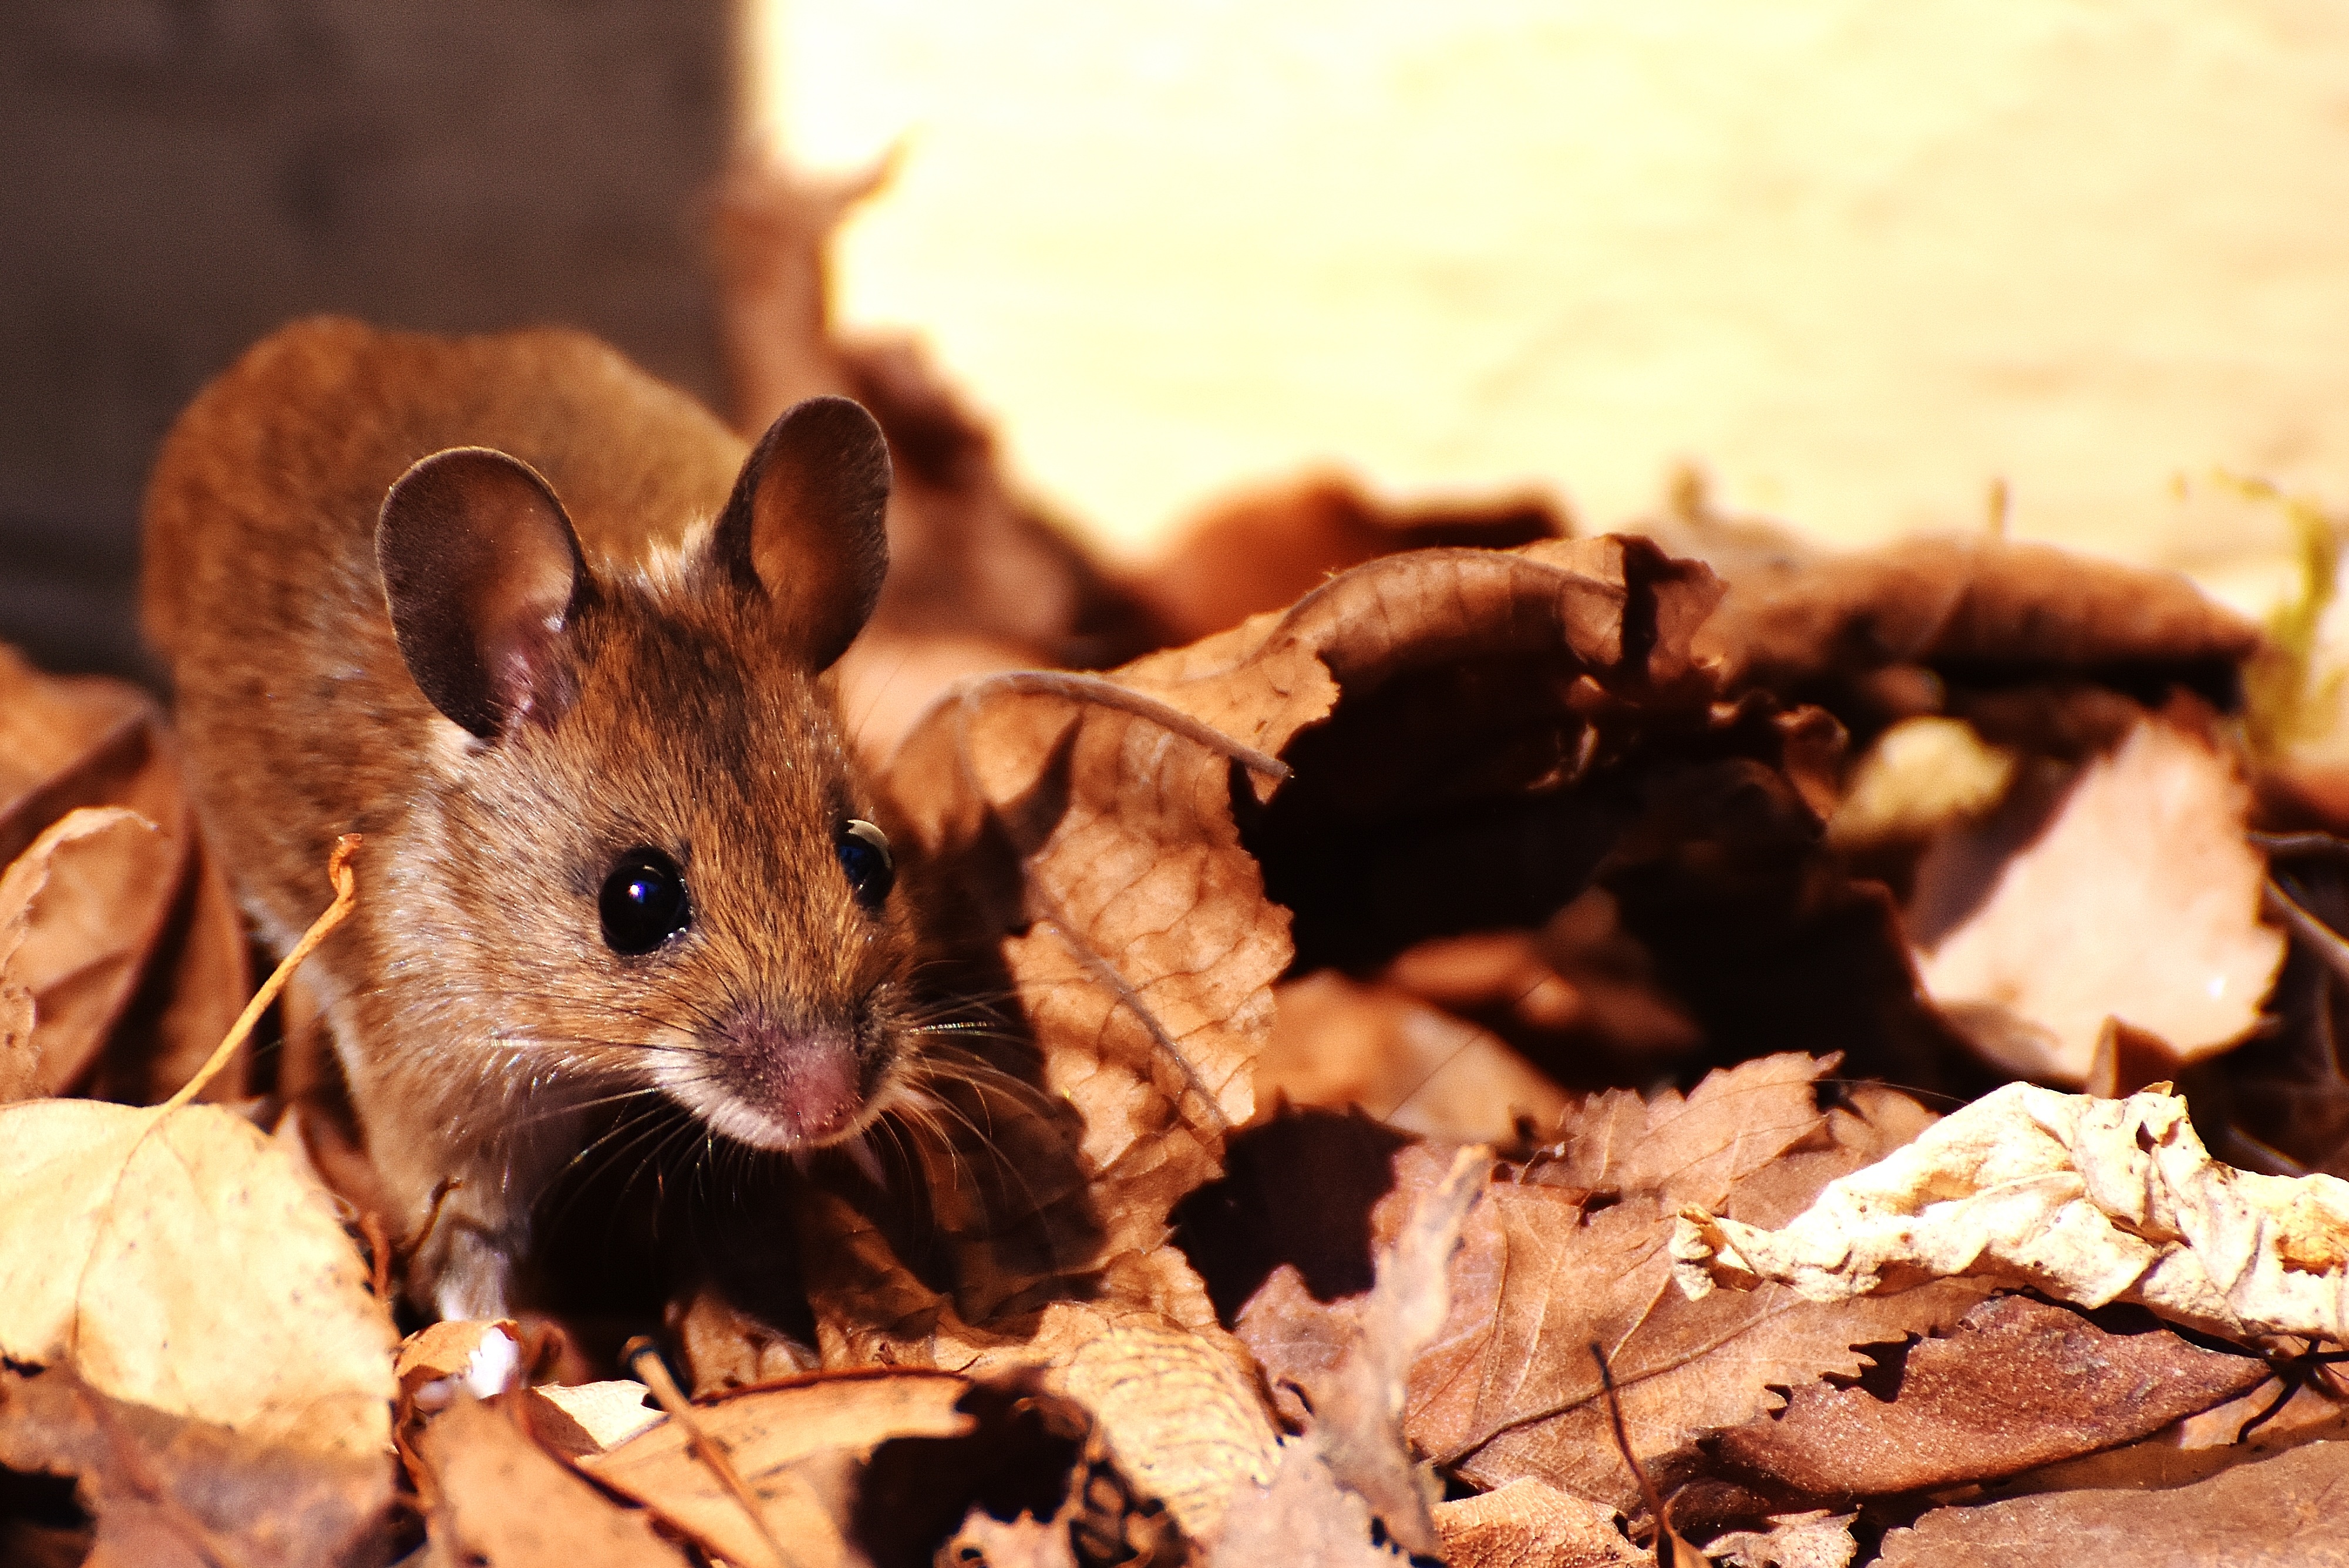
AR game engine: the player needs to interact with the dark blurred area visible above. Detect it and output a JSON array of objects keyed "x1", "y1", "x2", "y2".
[{"x1": 0, "y1": 0, "x2": 738, "y2": 681}]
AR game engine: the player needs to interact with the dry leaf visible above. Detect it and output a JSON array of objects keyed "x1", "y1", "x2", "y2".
[
  {"x1": 1685, "y1": 531, "x2": 2261, "y2": 708},
  {"x1": 1711, "y1": 1294, "x2": 2267, "y2": 1497},
  {"x1": 0, "y1": 1361, "x2": 392, "y2": 1568},
  {"x1": 1674, "y1": 1081, "x2": 2349, "y2": 1346},
  {"x1": 1909, "y1": 717, "x2": 2285, "y2": 1082},
  {"x1": 1401, "y1": 1059, "x2": 1987, "y2": 1512},
  {"x1": 1873, "y1": 1436, "x2": 2349, "y2": 1566},
  {"x1": 1256, "y1": 970, "x2": 1570, "y2": 1142},
  {"x1": 418, "y1": 1397, "x2": 689, "y2": 1568},
  {"x1": 1200, "y1": 1438, "x2": 1401, "y2": 1568},
  {"x1": 1702, "y1": 1510, "x2": 1857, "y2": 1568},
  {"x1": 584, "y1": 1370, "x2": 971, "y2": 1568},
  {"x1": 1431, "y1": 1477, "x2": 1645, "y2": 1568},
  {"x1": 525, "y1": 1382, "x2": 663, "y2": 1458},
  {"x1": 0, "y1": 807, "x2": 178, "y2": 1097},
  {"x1": 0, "y1": 1097, "x2": 395, "y2": 1455}
]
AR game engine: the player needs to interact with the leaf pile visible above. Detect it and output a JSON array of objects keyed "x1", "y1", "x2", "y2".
[{"x1": 6, "y1": 154, "x2": 2349, "y2": 1563}]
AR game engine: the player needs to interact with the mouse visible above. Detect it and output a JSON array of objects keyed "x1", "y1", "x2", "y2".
[{"x1": 141, "y1": 315, "x2": 918, "y2": 1321}]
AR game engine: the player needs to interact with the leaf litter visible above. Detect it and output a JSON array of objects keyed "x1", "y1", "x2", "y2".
[{"x1": 6, "y1": 153, "x2": 2349, "y2": 1563}]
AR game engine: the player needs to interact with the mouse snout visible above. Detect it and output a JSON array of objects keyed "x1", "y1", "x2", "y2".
[{"x1": 713, "y1": 1006, "x2": 869, "y2": 1147}]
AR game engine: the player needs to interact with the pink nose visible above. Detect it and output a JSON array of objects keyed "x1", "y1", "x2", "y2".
[{"x1": 721, "y1": 1010, "x2": 866, "y2": 1145}]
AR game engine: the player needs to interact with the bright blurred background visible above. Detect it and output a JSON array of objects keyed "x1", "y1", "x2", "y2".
[
  {"x1": 752, "y1": 0, "x2": 2349, "y2": 608},
  {"x1": 4, "y1": 1, "x2": 2345, "y2": 672}
]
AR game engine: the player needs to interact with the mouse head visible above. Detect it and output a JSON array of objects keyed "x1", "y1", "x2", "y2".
[{"x1": 372, "y1": 396, "x2": 916, "y2": 1156}]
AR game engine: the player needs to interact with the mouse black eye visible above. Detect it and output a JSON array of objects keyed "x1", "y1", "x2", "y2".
[
  {"x1": 836, "y1": 819, "x2": 893, "y2": 912},
  {"x1": 599, "y1": 849, "x2": 691, "y2": 955}
]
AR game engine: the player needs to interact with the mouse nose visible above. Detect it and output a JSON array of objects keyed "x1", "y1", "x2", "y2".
[{"x1": 719, "y1": 1007, "x2": 865, "y2": 1145}]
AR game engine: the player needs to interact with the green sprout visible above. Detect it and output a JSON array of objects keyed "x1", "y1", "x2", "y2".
[{"x1": 2223, "y1": 472, "x2": 2347, "y2": 759}]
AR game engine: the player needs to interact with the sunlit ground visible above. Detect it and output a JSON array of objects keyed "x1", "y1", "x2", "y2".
[{"x1": 752, "y1": 1, "x2": 2349, "y2": 619}]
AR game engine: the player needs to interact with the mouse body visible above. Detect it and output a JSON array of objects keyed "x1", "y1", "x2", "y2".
[{"x1": 143, "y1": 317, "x2": 914, "y2": 1319}]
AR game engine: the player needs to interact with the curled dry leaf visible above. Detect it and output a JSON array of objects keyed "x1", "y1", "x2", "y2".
[
  {"x1": 1199, "y1": 1437, "x2": 1401, "y2": 1568},
  {"x1": 1703, "y1": 1510, "x2": 1857, "y2": 1568},
  {"x1": 0, "y1": 1361, "x2": 393, "y2": 1568},
  {"x1": 1909, "y1": 716, "x2": 2285, "y2": 1082},
  {"x1": 1873, "y1": 1436, "x2": 2349, "y2": 1567},
  {"x1": 1711, "y1": 1294, "x2": 2267, "y2": 1498},
  {"x1": 0, "y1": 1096, "x2": 395, "y2": 1456},
  {"x1": 1674, "y1": 1081, "x2": 2349, "y2": 1347},
  {"x1": 0, "y1": 647, "x2": 251, "y2": 1104},
  {"x1": 1431, "y1": 1477, "x2": 1645, "y2": 1568},
  {"x1": 0, "y1": 806, "x2": 177, "y2": 1099}
]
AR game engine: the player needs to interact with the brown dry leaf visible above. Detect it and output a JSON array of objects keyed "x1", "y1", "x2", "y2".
[
  {"x1": 0, "y1": 1361, "x2": 392, "y2": 1568},
  {"x1": 1909, "y1": 716, "x2": 2285, "y2": 1082},
  {"x1": 0, "y1": 806, "x2": 178, "y2": 1098},
  {"x1": 0, "y1": 1096, "x2": 396, "y2": 1456},
  {"x1": 1675, "y1": 1081, "x2": 2349, "y2": 1347},
  {"x1": 1408, "y1": 1058, "x2": 1986, "y2": 1512},
  {"x1": 1431, "y1": 1477, "x2": 1645, "y2": 1568},
  {"x1": 1874, "y1": 1436, "x2": 2349, "y2": 1567},
  {"x1": 417, "y1": 1397, "x2": 689, "y2": 1568},
  {"x1": 1712, "y1": 1294, "x2": 2267, "y2": 1497},
  {"x1": 1684, "y1": 530, "x2": 2261, "y2": 706},
  {"x1": 1256, "y1": 970, "x2": 1570, "y2": 1143}
]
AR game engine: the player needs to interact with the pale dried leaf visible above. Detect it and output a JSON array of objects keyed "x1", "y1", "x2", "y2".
[
  {"x1": 526, "y1": 1381, "x2": 662, "y2": 1457},
  {"x1": 1875, "y1": 1437, "x2": 2349, "y2": 1567},
  {"x1": 1910, "y1": 718, "x2": 2284, "y2": 1082},
  {"x1": 1705, "y1": 1510, "x2": 1856, "y2": 1568},
  {"x1": 1675, "y1": 1081, "x2": 2349, "y2": 1345},
  {"x1": 0, "y1": 807, "x2": 180, "y2": 1097},
  {"x1": 0, "y1": 1098, "x2": 395, "y2": 1455},
  {"x1": 1202, "y1": 1436, "x2": 1401, "y2": 1568},
  {"x1": 1825, "y1": 716, "x2": 2015, "y2": 849},
  {"x1": 1431, "y1": 1478, "x2": 1645, "y2": 1568}
]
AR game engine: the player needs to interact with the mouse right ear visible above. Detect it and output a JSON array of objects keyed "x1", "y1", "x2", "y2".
[
  {"x1": 710, "y1": 396, "x2": 891, "y2": 671},
  {"x1": 377, "y1": 447, "x2": 585, "y2": 740}
]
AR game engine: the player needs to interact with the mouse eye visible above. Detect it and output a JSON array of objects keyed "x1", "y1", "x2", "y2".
[
  {"x1": 836, "y1": 819, "x2": 893, "y2": 912},
  {"x1": 600, "y1": 849, "x2": 691, "y2": 955}
]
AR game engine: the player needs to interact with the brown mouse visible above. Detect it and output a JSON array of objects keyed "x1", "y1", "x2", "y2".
[{"x1": 142, "y1": 316, "x2": 917, "y2": 1320}]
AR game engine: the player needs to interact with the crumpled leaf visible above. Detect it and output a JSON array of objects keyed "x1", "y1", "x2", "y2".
[
  {"x1": 0, "y1": 1097, "x2": 396, "y2": 1455},
  {"x1": 1674, "y1": 1081, "x2": 2349, "y2": 1346},
  {"x1": 0, "y1": 807, "x2": 179, "y2": 1100},
  {"x1": 1873, "y1": 1436, "x2": 2349, "y2": 1566},
  {"x1": 0, "y1": 648, "x2": 251, "y2": 1105},
  {"x1": 1400, "y1": 1058, "x2": 1987, "y2": 1512},
  {"x1": 1909, "y1": 716, "x2": 2285, "y2": 1082},
  {"x1": 0, "y1": 1361, "x2": 392, "y2": 1568},
  {"x1": 1712, "y1": 1294, "x2": 2267, "y2": 1497},
  {"x1": 1431, "y1": 1477, "x2": 1645, "y2": 1568},
  {"x1": 418, "y1": 1397, "x2": 689, "y2": 1567}
]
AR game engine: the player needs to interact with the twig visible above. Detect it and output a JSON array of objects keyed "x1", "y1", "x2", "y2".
[
  {"x1": 163, "y1": 835, "x2": 361, "y2": 1111},
  {"x1": 2263, "y1": 878, "x2": 2349, "y2": 992},
  {"x1": 624, "y1": 1337, "x2": 799, "y2": 1568}
]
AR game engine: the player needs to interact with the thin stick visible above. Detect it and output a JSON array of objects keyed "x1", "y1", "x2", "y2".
[
  {"x1": 624, "y1": 1338, "x2": 799, "y2": 1568},
  {"x1": 163, "y1": 835, "x2": 361, "y2": 1112},
  {"x1": 2265, "y1": 878, "x2": 2349, "y2": 992}
]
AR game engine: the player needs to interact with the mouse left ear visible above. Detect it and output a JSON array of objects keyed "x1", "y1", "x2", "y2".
[
  {"x1": 711, "y1": 395, "x2": 891, "y2": 669},
  {"x1": 378, "y1": 447, "x2": 585, "y2": 740}
]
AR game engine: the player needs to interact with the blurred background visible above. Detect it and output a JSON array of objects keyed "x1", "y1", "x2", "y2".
[{"x1": 5, "y1": 0, "x2": 2345, "y2": 678}]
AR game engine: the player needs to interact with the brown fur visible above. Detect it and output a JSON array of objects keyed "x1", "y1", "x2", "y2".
[{"x1": 143, "y1": 317, "x2": 914, "y2": 1317}]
